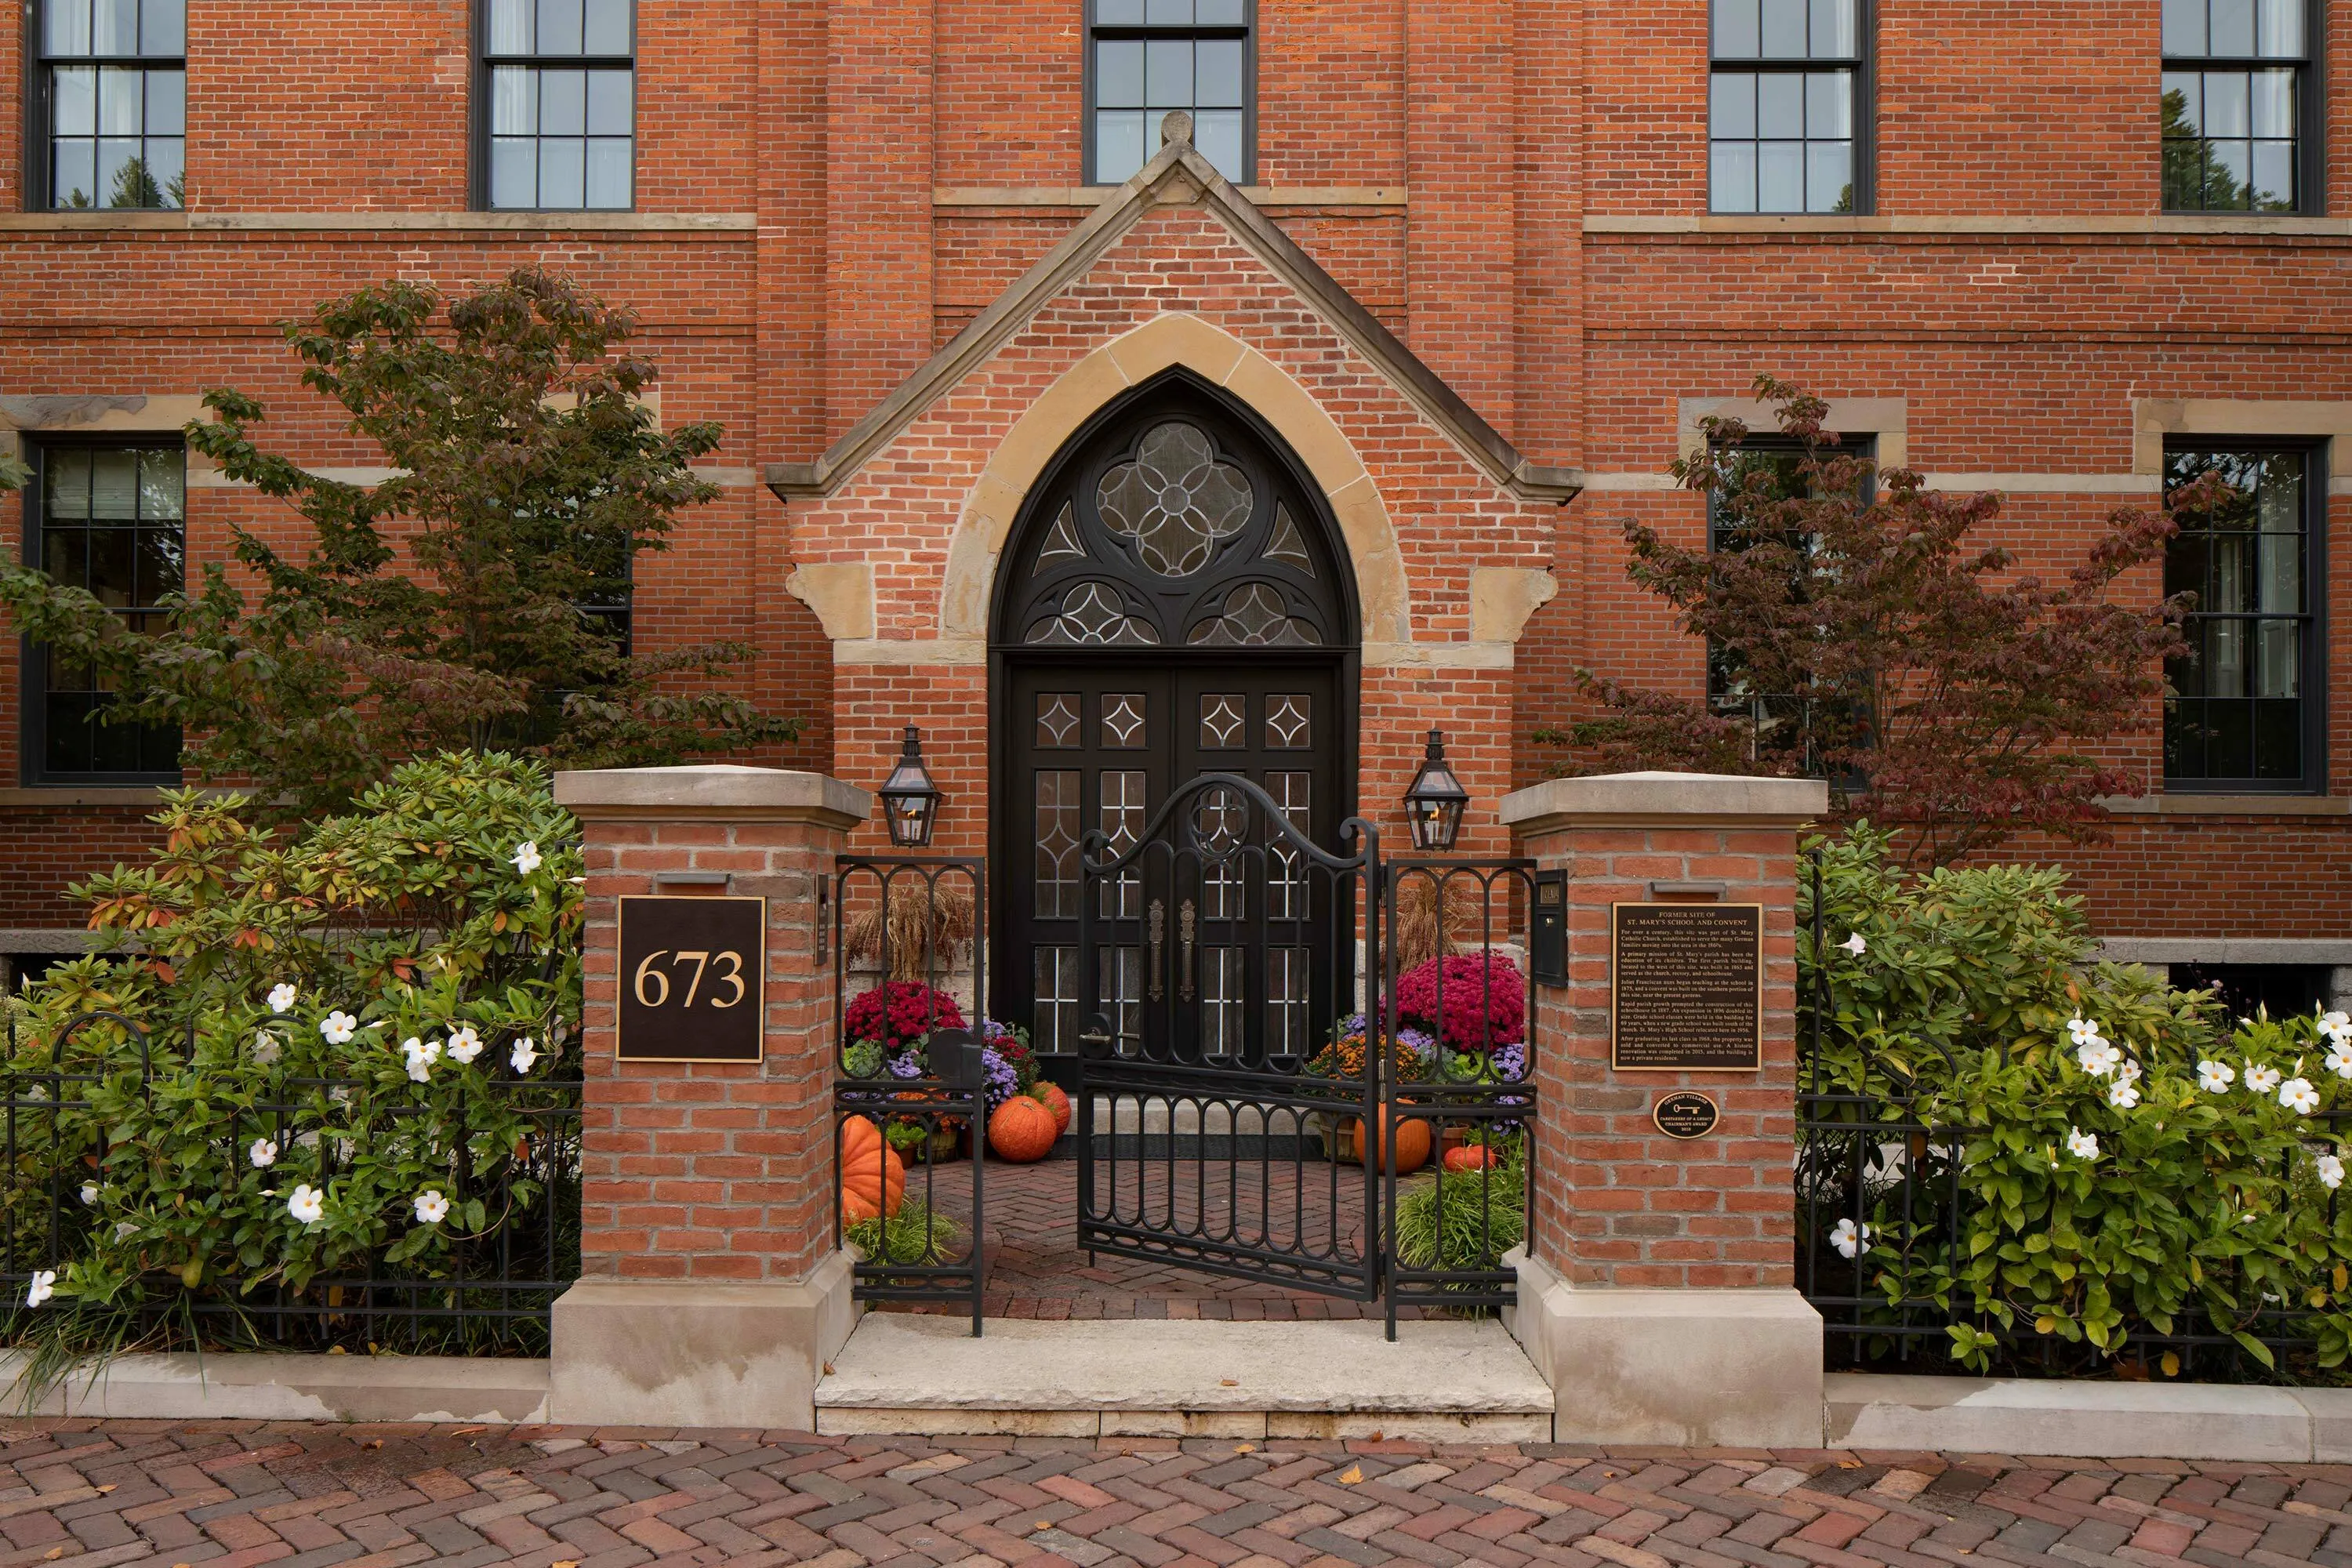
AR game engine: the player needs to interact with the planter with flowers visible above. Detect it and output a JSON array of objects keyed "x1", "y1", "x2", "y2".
[
  {"x1": 1302, "y1": 952, "x2": 1533, "y2": 1167},
  {"x1": 837, "y1": 982, "x2": 1036, "y2": 1163}
]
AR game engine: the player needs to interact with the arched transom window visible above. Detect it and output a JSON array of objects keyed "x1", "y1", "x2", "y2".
[{"x1": 996, "y1": 387, "x2": 1352, "y2": 652}]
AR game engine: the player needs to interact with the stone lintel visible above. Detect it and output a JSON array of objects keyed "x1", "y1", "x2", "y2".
[
  {"x1": 554, "y1": 764, "x2": 873, "y2": 828},
  {"x1": 1500, "y1": 771, "x2": 1829, "y2": 833},
  {"x1": 549, "y1": 1259, "x2": 858, "y2": 1428}
]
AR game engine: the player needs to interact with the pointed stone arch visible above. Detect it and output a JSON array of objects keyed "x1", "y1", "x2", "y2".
[{"x1": 940, "y1": 312, "x2": 1411, "y2": 647}]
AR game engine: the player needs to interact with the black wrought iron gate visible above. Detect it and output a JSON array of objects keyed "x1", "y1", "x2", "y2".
[{"x1": 1075, "y1": 772, "x2": 1385, "y2": 1298}]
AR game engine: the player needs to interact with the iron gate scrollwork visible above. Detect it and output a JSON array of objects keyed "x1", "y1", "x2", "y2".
[{"x1": 1076, "y1": 771, "x2": 1384, "y2": 1298}]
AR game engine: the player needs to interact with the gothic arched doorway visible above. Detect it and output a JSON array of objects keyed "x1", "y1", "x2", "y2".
[{"x1": 987, "y1": 368, "x2": 1362, "y2": 1072}]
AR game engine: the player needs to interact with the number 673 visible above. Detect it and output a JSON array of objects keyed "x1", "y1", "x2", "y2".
[{"x1": 632, "y1": 949, "x2": 748, "y2": 1009}]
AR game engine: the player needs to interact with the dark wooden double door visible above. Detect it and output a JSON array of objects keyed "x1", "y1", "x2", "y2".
[{"x1": 998, "y1": 658, "x2": 1346, "y2": 1065}]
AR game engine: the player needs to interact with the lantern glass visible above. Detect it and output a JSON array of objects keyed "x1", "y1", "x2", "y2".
[
  {"x1": 1403, "y1": 728, "x2": 1471, "y2": 852},
  {"x1": 879, "y1": 727, "x2": 942, "y2": 848}
]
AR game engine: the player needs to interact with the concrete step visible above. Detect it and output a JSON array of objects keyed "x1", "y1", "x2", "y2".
[{"x1": 815, "y1": 1312, "x2": 1555, "y2": 1439}]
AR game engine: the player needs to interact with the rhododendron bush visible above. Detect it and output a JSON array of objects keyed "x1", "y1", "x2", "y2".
[
  {"x1": 1806, "y1": 825, "x2": 2352, "y2": 1380},
  {"x1": 0, "y1": 753, "x2": 583, "y2": 1370}
]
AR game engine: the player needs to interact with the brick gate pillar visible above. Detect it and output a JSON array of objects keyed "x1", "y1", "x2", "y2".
[
  {"x1": 546, "y1": 765, "x2": 872, "y2": 1428},
  {"x1": 1500, "y1": 771, "x2": 1829, "y2": 1446}
]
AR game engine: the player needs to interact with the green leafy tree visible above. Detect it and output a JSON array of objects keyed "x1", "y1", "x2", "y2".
[
  {"x1": 1542, "y1": 375, "x2": 2216, "y2": 868},
  {"x1": 0, "y1": 267, "x2": 798, "y2": 822}
]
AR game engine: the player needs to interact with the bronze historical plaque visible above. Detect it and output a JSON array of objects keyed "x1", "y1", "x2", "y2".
[
  {"x1": 1653, "y1": 1091, "x2": 1722, "y2": 1140},
  {"x1": 616, "y1": 895, "x2": 768, "y2": 1063},
  {"x1": 1610, "y1": 902, "x2": 1762, "y2": 1072}
]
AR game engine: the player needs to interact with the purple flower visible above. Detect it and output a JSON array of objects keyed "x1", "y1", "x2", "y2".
[
  {"x1": 981, "y1": 1045, "x2": 1020, "y2": 1109},
  {"x1": 887, "y1": 1051, "x2": 924, "y2": 1080},
  {"x1": 1398, "y1": 1027, "x2": 1439, "y2": 1063},
  {"x1": 1492, "y1": 1041, "x2": 1528, "y2": 1083}
]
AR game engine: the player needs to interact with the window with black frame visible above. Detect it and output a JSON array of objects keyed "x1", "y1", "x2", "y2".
[
  {"x1": 34, "y1": 0, "x2": 185, "y2": 210},
  {"x1": 24, "y1": 444, "x2": 183, "y2": 783},
  {"x1": 481, "y1": 0, "x2": 634, "y2": 211},
  {"x1": 1709, "y1": 0, "x2": 1866, "y2": 214},
  {"x1": 2162, "y1": 0, "x2": 2310, "y2": 212},
  {"x1": 1088, "y1": 0, "x2": 1250, "y2": 185},
  {"x1": 1708, "y1": 438, "x2": 1875, "y2": 776},
  {"x1": 2164, "y1": 446, "x2": 2319, "y2": 789}
]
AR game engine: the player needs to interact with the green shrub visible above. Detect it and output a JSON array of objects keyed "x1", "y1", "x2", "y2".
[
  {"x1": 1803, "y1": 825, "x2": 2352, "y2": 1378},
  {"x1": 2, "y1": 752, "x2": 583, "y2": 1374}
]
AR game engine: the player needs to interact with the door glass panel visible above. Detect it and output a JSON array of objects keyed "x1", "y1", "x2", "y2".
[
  {"x1": 1202, "y1": 946, "x2": 1243, "y2": 1056},
  {"x1": 1266, "y1": 771, "x2": 1310, "y2": 921},
  {"x1": 1102, "y1": 691, "x2": 1147, "y2": 748},
  {"x1": 1099, "y1": 770, "x2": 1145, "y2": 918},
  {"x1": 1033, "y1": 503, "x2": 1085, "y2": 573},
  {"x1": 1268, "y1": 946, "x2": 1309, "y2": 1058},
  {"x1": 1199, "y1": 692, "x2": 1245, "y2": 748},
  {"x1": 1036, "y1": 771, "x2": 1080, "y2": 920},
  {"x1": 1099, "y1": 946, "x2": 1142, "y2": 1054},
  {"x1": 1035, "y1": 946, "x2": 1078, "y2": 1053},
  {"x1": 1265, "y1": 693, "x2": 1311, "y2": 750},
  {"x1": 1265, "y1": 504, "x2": 1315, "y2": 576},
  {"x1": 1035, "y1": 691, "x2": 1080, "y2": 748}
]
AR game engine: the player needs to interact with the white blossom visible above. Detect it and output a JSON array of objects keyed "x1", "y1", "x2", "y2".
[
  {"x1": 2066, "y1": 1127, "x2": 2099, "y2": 1160},
  {"x1": 412, "y1": 1190, "x2": 449, "y2": 1225},
  {"x1": 2116, "y1": 1059, "x2": 2143, "y2": 1087},
  {"x1": 25, "y1": 1270, "x2": 56, "y2": 1308},
  {"x1": 401, "y1": 1036, "x2": 441, "y2": 1083},
  {"x1": 445, "y1": 1025, "x2": 484, "y2": 1065},
  {"x1": 2198, "y1": 1060, "x2": 2235, "y2": 1093},
  {"x1": 510, "y1": 840, "x2": 543, "y2": 876},
  {"x1": 1830, "y1": 1218, "x2": 1870, "y2": 1259},
  {"x1": 78, "y1": 1182, "x2": 97, "y2": 1207},
  {"x1": 2108, "y1": 1080, "x2": 2141, "y2": 1109},
  {"x1": 2325, "y1": 1008, "x2": 2350, "y2": 1032},
  {"x1": 286, "y1": 1184, "x2": 325, "y2": 1226},
  {"x1": 248, "y1": 1138, "x2": 278, "y2": 1169},
  {"x1": 319, "y1": 1011, "x2": 359, "y2": 1045},
  {"x1": 2246, "y1": 1063, "x2": 2282, "y2": 1094},
  {"x1": 112, "y1": 1220, "x2": 137, "y2": 1242},
  {"x1": 2329, "y1": 1043, "x2": 2352, "y2": 1080},
  {"x1": 2075, "y1": 1040, "x2": 2122, "y2": 1078},
  {"x1": 267, "y1": 983, "x2": 297, "y2": 1014},
  {"x1": 251, "y1": 1031, "x2": 282, "y2": 1066},
  {"x1": 2281, "y1": 1077, "x2": 2321, "y2": 1116},
  {"x1": 1838, "y1": 932, "x2": 1866, "y2": 956},
  {"x1": 2321, "y1": 1155, "x2": 2346, "y2": 1191},
  {"x1": 2067, "y1": 1017, "x2": 2105, "y2": 1047},
  {"x1": 510, "y1": 1036, "x2": 540, "y2": 1074}
]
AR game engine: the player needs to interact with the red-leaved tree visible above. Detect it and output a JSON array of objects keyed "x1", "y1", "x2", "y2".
[{"x1": 1541, "y1": 376, "x2": 2226, "y2": 867}]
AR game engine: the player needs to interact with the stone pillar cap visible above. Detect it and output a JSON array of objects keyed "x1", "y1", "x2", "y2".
[
  {"x1": 1500, "y1": 770, "x2": 1828, "y2": 830},
  {"x1": 555, "y1": 764, "x2": 873, "y2": 827}
]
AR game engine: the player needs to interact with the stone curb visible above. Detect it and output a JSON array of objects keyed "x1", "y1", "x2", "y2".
[
  {"x1": 0, "y1": 1351, "x2": 549, "y2": 1424},
  {"x1": 1830, "y1": 1370, "x2": 2352, "y2": 1461}
]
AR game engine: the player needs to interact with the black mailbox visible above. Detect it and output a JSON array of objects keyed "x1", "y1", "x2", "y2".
[{"x1": 1530, "y1": 869, "x2": 1569, "y2": 987}]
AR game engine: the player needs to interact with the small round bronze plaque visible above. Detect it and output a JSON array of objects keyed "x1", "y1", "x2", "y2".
[{"x1": 1653, "y1": 1091, "x2": 1720, "y2": 1140}]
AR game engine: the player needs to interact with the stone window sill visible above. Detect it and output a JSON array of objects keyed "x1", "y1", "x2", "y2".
[{"x1": 2098, "y1": 793, "x2": 2350, "y2": 817}]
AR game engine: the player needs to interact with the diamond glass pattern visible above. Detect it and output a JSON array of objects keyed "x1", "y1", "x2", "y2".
[
  {"x1": 1095, "y1": 422, "x2": 1254, "y2": 576},
  {"x1": 1102, "y1": 693, "x2": 1148, "y2": 749},
  {"x1": 1035, "y1": 771, "x2": 1080, "y2": 920},
  {"x1": 1199, "y1": 693, "x2": 1246, "y2": 749},
  {"x1": 1265, "y1": 693, "x2": 1312, "y2": 750},
  {"x1": 1188, "y1": 582, "x2": 1321, "y2": 646},
  {"x1": 1035, "y1": 691, "x2": 1080, "y2": 749}
]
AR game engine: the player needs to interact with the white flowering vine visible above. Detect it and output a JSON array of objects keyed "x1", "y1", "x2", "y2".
[
  {"x1": 2107, "y1": 1079, "x2": 2141, "y2": 1110},
  {"x1": 25, "y1": 1270, "x2": 56, "y2": 1308},
  {"x1": 2065, "y1": 1127, "x2": 2099, "y2": 1160},
  {"x1": 286, "y1": 1184, "x2": 324, "y2": 1226},
  {"x1": 2198, "y1": 1060, "x2": 2235, "y2": 1093},
  {"x1": 445, "y1": 1025, "x2": 484, "y2": 1065},
  {"x1": 510, "y1": 1036, "x2": 540, "y2": 1074},
  {"x1": 267, "y1": 982, "x2": 297, "y2": 1014},
  {"x1": 412, "y1": 1190, "x2": 449, "y2": 1225},
  {"x1": 319, "y1": 1011, "x2": 359, "y2": 1045},
  {"x1": 1830, "y1": 1218, "x2": 1870, "y2": 1258},
  {"x1": 2321, "y1": 1154, "x2": 2346, "y2": 1192},
  {"x1": 1838, "y1": 932, "x2": 1867, "y2": 957},
  {"x1": 2281, "y1": 1077, "x2": 2320, "y2": 1116},
  {"x1": 2245, "y1": 1063, "x2": 2282, "y2": 1095},
  {"x1": 252, "y1": 1031, "x2": 283, "y2": 1065},
  {"x1": 248, "y1": 1138, "x2": 278, "y2": 1169},
  {"x1": 401, "y1": 1036, "x2": 441, "y2": 1083},
  {"x1": 78, "y1": 1182, "x2": 98, "y2": 1207},
  {"x1": 2075, "y1": 1039, "x2": 2122, "y2": 1078},
  {"x1": 510, "y1": 840, "x2": 543, "y2": 876}
]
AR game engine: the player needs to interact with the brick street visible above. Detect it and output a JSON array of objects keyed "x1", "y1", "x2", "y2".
[{"x1": 0, "y1": 1418, "x2": 2343, "y2": 1567}]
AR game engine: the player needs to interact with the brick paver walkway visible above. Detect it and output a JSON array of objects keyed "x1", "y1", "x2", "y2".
[
  {"x1": 892, "y1": 1158, "x2": 1428, "y2": 1323},
  {"x1": 2, "y1": 1418, "x2": 2346, "y2": 1567}
]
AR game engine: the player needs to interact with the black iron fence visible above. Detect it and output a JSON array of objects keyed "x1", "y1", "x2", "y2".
[
  {"x1": 831, "y1": 855, "x2": 989, "y2": 1334},
  {"x1": 0, "y1": 1010, "x2": 579, "y2": 1356}
]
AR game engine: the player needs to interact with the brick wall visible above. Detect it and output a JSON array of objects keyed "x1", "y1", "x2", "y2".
[
  {"x1": 575, "y1": 813, "x2": 842, "y2": 1283},
  {"x1": 1521, "y1": 820, "x2": 1800, "y2": 1289}
]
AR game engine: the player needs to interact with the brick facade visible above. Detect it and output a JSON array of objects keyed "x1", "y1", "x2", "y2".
[{"x1": 2, "y1": 1, "x2": 2347, "y2": 972}]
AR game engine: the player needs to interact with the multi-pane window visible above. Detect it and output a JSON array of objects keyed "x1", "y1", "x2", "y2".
[
  {"x1": 482, "y1": 0, "x2": 634, "y2": 211},
  {"x1": 27, "y1": 445, "x2": 183, "y2": 782},
  {"x1": 2161, "y1": 0, "x2": 2310, "y2": 212},
  {"x1": 2164, "y1": 447, "x2": 2319, "y2": 789},
  {"x1": 1089, "y1": 0, "x2": 1250, "y2": 185},
  {"x1": 36, "y1": 0, "x2": 185, "y2": 210},
  {"x1": 1709, "y1": 0, "x2": 1865, "y2": 214}
]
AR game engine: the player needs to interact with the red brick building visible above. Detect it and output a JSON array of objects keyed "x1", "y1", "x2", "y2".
[{"x1": 2, "y1": 0, "x2": 2347, "y2": 1018}]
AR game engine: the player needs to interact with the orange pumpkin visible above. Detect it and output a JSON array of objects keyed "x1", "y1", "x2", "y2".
[
  {"x1": 1351, "y1": 1108, "x2": 1432, "y2": 1174},
  {"x1": 1032, "y1": 1080, "x2": 1073, "y2": 1134},
  {"x1": 989, "y1": 1094, "x2": 1059, "y2": 1163},
  {"x1": 839, "y1": 1116, "x2": 906, "y2": 1223},
  {"x1": 1443, "y1": 1144, "x2": 1500, "y2": 1174}
]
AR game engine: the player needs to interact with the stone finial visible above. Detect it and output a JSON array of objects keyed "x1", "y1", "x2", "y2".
[{"x1": 1160, "y1": 109, "x2": 1194, "y2": 147}]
